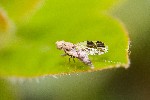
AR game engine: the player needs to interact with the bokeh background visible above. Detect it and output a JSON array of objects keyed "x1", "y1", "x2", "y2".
[{"x1": 0, "y1": 0, "x2": 150, "y2": 100}]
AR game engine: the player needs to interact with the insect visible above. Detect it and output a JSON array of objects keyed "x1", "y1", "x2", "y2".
[{"x1": 56, "y1": 40, "x2": 108, "y2": 69}]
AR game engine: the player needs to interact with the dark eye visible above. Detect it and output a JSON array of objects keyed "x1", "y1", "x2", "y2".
[{"x1": 66, "y1": 49, "x2": 69, "y2": 51}]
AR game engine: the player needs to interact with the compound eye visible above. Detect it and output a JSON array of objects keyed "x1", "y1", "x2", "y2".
[{"x1": 66, "y1": 49, "x2": 69, "y2": 51}]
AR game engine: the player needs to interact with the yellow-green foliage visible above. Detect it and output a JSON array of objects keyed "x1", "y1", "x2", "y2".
[{"x1": 0, "y1": 0, "x2": 129, "y2": 77}]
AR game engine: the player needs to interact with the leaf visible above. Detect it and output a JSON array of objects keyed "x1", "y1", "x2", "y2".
[{"x1": 0, "y1": 0, "x2": 130, "y2": 77}]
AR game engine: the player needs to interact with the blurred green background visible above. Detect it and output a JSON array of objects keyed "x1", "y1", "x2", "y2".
[{"x1": 0, "y1": 0, "x2": 150, "y2": 100}]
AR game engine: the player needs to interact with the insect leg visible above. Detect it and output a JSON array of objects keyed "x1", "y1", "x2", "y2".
[
  {"x1": 61, "y1": 53, "x2": 67, "y2": 56},
  {"x1": 69, "y1": 57, "x2": 71, "y2": 63},
  {"x1": 73, "y1": 56, "x2": 75, "y2": 63},
  {"x1": 69, "y1": 55, "x2": 73, "y2": 63}
]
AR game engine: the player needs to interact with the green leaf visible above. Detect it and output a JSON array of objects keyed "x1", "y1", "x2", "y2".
[{"x1": 0, "y1": 0, "x2": 130, "y2": 77}]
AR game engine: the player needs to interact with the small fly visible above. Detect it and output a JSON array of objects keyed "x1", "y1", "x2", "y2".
[{"x1": 56, "y1": 40, "x2": 108, "y2": 69}]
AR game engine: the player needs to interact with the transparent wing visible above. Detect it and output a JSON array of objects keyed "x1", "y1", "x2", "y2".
[{"x1": 75, "y1": 41, "x2": 108, "y2": 55}]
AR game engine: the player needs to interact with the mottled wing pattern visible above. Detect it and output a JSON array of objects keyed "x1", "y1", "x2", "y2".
[
  {"x1": 56, "y1": 40, "x2": 108, "y2": 69},
  {"x1": 76, "y1": 41, "x2": 108, "y2": 55}
]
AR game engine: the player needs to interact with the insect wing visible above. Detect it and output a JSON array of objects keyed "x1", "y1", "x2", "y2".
[{"x1": 76, "y1": 41, "x2": 108, "y2": 55}]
